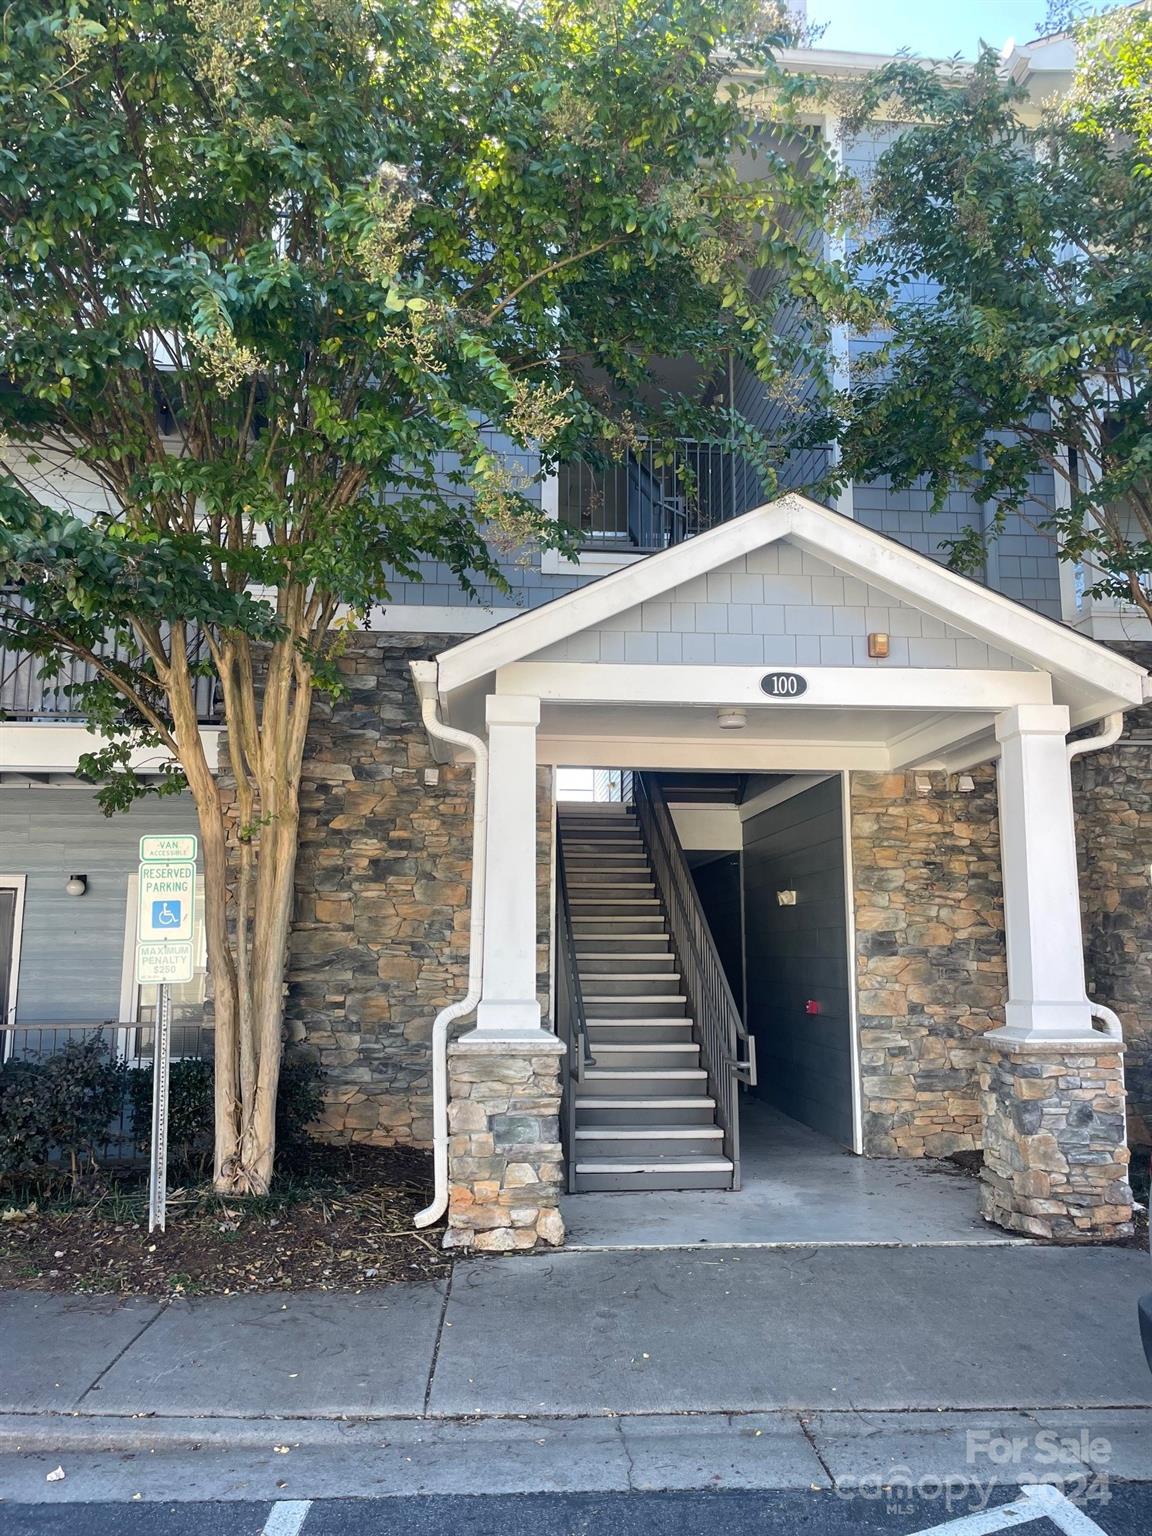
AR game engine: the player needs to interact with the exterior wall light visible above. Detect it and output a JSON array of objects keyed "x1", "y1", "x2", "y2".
[
  {"x1": 716, "y1": 707, "x2": 747, "y2": 730},
  {"x1": 867, "y1": 632, "x2": 890, "y2": 659},
  {"x1": 64, "y1": 874, "x2": 88, "y2": 897}
]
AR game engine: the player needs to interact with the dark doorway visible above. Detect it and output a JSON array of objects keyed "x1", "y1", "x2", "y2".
[{"x1": 741, "y1": 777, "x2": 854, "y2": 1148}]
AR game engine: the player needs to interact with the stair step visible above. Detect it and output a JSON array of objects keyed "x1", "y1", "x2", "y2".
[
  {"x1": 582, "y1": 1068, "x2": 709, "y2": 1095},
  {"x1": 569, "y1": 885, "x2": 655, "y2": 894},
  {"x1": 573, "y1": 1155, "x2": 734, "y2": 1192},
  {"x1": 563, "y1": 851, "x2": 649, "y2": 860},
  {"x1": 572, "y1": 918, "x2": 666, "y2": 929},
  {"x1": 575, "y1": 1096, "x2": 718, "y2": 1125},
  {"x1": 587, "y1": 1044, "x2": 699, "y2": 1069},
  {"x1": 583, "y1": 997, "x2": 687, "y2": 1007},
  {"x1": 576, "y1": 1156, "x2": 731, "y2": 1172},
  {"x1": 574, "y1": 1131, "x2": 725, "y2": 1159},
  {"x1": 580, "y1": 979, "x2": 682, "y2": 998},
  {"x1": 575, "y1": 1125, "x2": 723, "y2": 1139},
  {"x1": 586, "y1": 1021, "x2": 694, "y2": 1041},
  {"x1": 577, "y1": 946, "x2": 675, "y2": 958}
]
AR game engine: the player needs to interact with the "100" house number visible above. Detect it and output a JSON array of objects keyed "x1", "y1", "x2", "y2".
[{"x1": 760, "y1": 671, "x2": 808, "y2": 698}]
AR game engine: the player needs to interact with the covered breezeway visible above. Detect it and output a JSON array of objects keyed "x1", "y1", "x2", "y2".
[
  {"x1": 415, "y1": 494, "x2": 1150, "y2": 1251},
  {"x1": 559, "y1": 1099, "x2": 1018, "y2": 1248}
]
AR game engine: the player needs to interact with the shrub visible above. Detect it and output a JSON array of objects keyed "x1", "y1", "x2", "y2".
[
  {"x1": 128, "y1": 1058, "x2": 215, "y2": 1174},
  {"x1": 276, "y1": 1050, "x2": 326, "y2": 1167},
  {"x1": 0, "y1": 1035, "x2": 126, "y2": 1179},
  {"x1": 128, "y1": 1048, "x2": 324, "y2": 1174}
]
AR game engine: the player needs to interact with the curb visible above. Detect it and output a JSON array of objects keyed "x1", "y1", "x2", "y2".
[{"x1": 5, "y1": 1406, "x2": 1152, "y2": 1458}]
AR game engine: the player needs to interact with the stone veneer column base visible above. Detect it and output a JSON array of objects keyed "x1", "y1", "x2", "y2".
[
  {"x1": 445, "y1": 1036, "x2": 566, "y2": 1252},
  {"x1": 979, "y1": 1036, "x2": 1133, "y2": 1242}
]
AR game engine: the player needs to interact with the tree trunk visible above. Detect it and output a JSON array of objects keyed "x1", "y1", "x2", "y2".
[{"x1": 169, "y1": 623, "x2": 314, "y2": 1196}]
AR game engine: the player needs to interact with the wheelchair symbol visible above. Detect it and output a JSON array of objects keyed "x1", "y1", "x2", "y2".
[{"x1": 152, "y1": 900, "x2": 182, "y2": 930}]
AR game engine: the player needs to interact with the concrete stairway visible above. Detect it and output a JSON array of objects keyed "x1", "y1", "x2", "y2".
[{"x1": 558, "y1": 803, "x2": 734, "y2": 1193}]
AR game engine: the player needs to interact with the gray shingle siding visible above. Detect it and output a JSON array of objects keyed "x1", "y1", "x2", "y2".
[{"x1": 531, "y1": 546, "x2": 1033, "y2": 670}]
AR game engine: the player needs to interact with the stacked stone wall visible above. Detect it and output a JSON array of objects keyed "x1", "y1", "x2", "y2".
[
  {"x1": 286, "y1": 632, "x2": 553, "y2": 1148},
  {"x1": 1074, "y1": 642, "x2": 1152, "y2": 1146},
  {"x1": 852, "y1": 767, "x2": 1006, "y2": 1157},
  {"x1": 980, "y1": 1037, "x2": 1133, "y2": 1241},
  {"x1": 287, "y1": 634, "x2": 470, "y2": 1146},
  {"x1": 446, "y1": 1038, "x2": 566, "y2": 1251}
]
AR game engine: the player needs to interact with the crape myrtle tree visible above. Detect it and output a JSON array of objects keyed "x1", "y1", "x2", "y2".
[
  {"x1": 0, "y1": 0, "x2": 853, "y2": 1192},
  {"x1": 818, "y1": 4, "x2": 1152, "y2": 616}
]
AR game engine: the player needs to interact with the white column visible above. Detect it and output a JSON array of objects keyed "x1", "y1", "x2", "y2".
[
  {"x1": 990, "y1": 703, "x2": 1094, "y2": 1042},
  {"x1": 470, "y1": 694, "x2": 549, "y2": 1041}
]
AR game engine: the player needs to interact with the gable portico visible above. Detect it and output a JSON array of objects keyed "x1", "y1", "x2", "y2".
[{"x1": 417, "y1": 495, "x2": 1149, "y2": 1249}]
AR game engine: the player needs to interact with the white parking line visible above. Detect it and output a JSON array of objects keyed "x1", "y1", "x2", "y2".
[
  {"x1": 260, "y1": 1500, "x2": 313, "y2": 1536},
  {"x1": 911, "y1": 1483, "x2": 1110, "y2": 1536}
]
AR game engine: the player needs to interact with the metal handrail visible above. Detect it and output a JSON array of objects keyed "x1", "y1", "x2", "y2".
[
  {"x1": 557, "y1": 436, "x2": 764, "y2": 553},
  {"x1": 555, "y1": 836, "x2": 595, "y2": 1194},
  {"x1": 632, "y1": 772, "x2": 756, "y2": 1189}
]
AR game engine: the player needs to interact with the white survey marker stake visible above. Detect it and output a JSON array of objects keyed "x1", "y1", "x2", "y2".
[
  {"x1": 137, "y1": 861, "x2": 196, "y2": 943},
  {"x1": 139, "y1": 834, "x2": 198, "y2": 863}
]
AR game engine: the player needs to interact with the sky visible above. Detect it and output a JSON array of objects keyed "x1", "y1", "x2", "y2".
[{"x1": 809, "y1": 0, "x2": 1111, "y2": 60}]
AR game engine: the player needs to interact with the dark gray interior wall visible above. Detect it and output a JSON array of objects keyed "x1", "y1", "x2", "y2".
[
  {"x1": 741, "y1": 776, "x2": 854, "y2": 1147},
  {"x1": 0, "y1": 785, "x2": 199, "y2": 1024},
  {"x1": 689, "y1": 852, "x2": 745, "y2": 1019}
]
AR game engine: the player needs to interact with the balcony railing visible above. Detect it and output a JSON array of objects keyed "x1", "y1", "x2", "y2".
[
  {"x1": 0, "y1": 593, "x2": 220, "y2": 723},
  {"x1": 557, "y1": 437, "x2": 765, "y2": 553}
]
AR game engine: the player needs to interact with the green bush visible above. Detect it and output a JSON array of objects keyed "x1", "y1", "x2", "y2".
[
  {"x1": 276, "y1": 1050, "x2": 326, "y2": 1166},
  {"x1": 0, "y1": 1037, "x2": 324, "y2": 1184},
  {"x1": 0, "y1": 1035, "x2": 127, "y2": 1179},
  {"x1": 128, "y1": 1058, "x2": 215, "y2": 1174},
  {"x1": 128, "y1": 1048, "x2": 325, "y2": 1173}
]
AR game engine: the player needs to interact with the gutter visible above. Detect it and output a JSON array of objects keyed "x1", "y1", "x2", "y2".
[
  {"x1": 409, "y1": 661, "x2": 488, "y2": 1230},
  {"x1": 1066, "y1": 711, "x2": 1127, "y2": 1043}
]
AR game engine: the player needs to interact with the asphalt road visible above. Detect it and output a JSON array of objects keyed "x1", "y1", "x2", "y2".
[{"x1": 3, "y1": 1487, "x2": 1152, "y2": 1536}]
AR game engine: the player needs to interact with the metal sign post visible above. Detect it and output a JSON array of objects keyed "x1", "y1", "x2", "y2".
[
  {"x1": 148, "y1": 981, "x2": 172, "y2": 1233},
  {"x1": 136, "y1": 834, "x2": 198, "y2": 1236}
]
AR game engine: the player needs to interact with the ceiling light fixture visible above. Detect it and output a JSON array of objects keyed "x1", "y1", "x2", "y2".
[{"x1": 716, "y1": 707, "x2": 747, "y2": 730}]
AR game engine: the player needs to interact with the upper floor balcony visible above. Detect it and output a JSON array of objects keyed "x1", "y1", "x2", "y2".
[
  {"x1": 0, "y1": 591, "x2": 222, "y2": 777},
  {"x1": 1, "y1": 592, "x2": 220, "y2": 724},
  {"x1": 556, "y1": 437, "x2": 768, "y2": 555}
]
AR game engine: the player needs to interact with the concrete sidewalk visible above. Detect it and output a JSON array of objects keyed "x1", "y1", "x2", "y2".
[{"x1": 2, "y1": 1244, "x2": 1150, "y2": 1426}]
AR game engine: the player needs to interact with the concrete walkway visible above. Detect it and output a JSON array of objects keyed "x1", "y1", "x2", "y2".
[
  {"x1": 561, "y1": 1103, "x2": 1012, "y2": 1249},
  {"x1": 2, "y1": 1245, "x2": 1149, "y2": 1425}
]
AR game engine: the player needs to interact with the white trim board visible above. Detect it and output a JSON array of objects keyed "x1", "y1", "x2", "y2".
[
  {"x1": 496, "y1": 663, "x2": 1053, "y2": 713},
  {"x1": 435, "y1": 493, "x2": 1149, "y2": 717},
  {"x1": 0, "y1": 724, "x2": 222, "y2": 776},
  {"x1": 536, "y1": 735, "x2": 893, "y2": 772},
  {"x1": 0, "y1": 874, "x2": 27, "y2": 1030}
]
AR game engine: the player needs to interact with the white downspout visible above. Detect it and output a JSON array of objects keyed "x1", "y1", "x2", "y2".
[
  {"x1": 1066, "y1": 711, "x2": 1125, "y2": 765},
  {"x1": 1066, "y1": 711, "x2": 1126, "y2": 1042},
  {"x1": 409, "y1": 661, "x2": 488, "y2": 1230}
]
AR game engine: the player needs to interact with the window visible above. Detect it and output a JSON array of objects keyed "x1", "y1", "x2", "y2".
[{"x1": 0, "y1": 875, "x2": 26, "y2": 1034}]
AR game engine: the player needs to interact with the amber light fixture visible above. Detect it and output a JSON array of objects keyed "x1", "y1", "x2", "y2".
[{"x1": 867, "y1": 631, "x2": 890, "y2": 659}]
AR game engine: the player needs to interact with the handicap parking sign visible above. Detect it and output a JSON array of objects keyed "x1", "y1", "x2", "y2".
[
  {"x1": 152, "y1": 899, "x2": 182, "y2": 930},
  {"x1": 137, "y1": 861, "x2": 195, "y2": 943}
]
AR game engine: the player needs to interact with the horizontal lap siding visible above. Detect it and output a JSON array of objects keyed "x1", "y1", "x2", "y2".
[{"x1": 0, "y1": 785, "x2": 199, "y2": 1024}]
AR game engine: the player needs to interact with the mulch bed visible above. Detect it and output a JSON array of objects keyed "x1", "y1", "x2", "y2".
[{"x1": 0, "y1": 1143, "x2": 453, "y2": 1296}]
